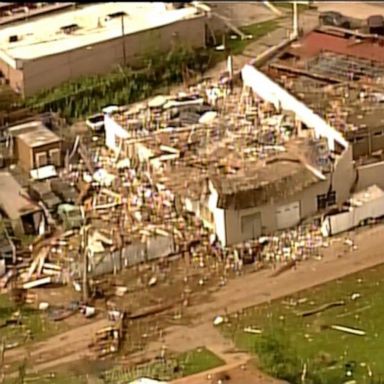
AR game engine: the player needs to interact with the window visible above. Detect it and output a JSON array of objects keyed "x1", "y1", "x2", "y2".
[
  {"x1": 49, "y1": 148, "x2": 61, "y2": 167},
  {"x1": 317, "y1": 191, "x2": 336, "y2": 210},
  {"x1": 35, "y1": 152, "x2": 47, "y2": 168}
]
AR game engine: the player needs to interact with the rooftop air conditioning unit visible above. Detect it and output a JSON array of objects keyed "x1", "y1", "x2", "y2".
[
  {"x1": 60, "y1": 24, "x2": 79, "y2": 34},
  {"x1": 9, "y1": 35, "x2": 18, "y2": 43}
]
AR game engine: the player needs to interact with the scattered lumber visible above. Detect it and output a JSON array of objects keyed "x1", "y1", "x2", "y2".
[
  {"x1": 329, "y1": 324, "x2": 366, "y2": 336},
  {"x1": 127, "y1": 301, "x2": 180, "y2": 320},
  {"x1": 296, "y1": 300, "x2": 345, "y2": 317}
]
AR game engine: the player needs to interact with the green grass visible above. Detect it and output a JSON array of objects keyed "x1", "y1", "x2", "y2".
[
  {"x1": 221, "y1": 19, "x2": 281, "y2": 56},
  {"x1": 177, "y1": 347, "x2": 225, "y2": 377},
  {"x1": 102, "y1": 347, "x2": 224, "y2": 383},
  {"x1": 273, "y1": 2, "x2": 313, "y2": 12},
  {"x1": 0, "y1": 294, "x2": 66, "y2": 345},
  {"x1": 220, "y1": 264, "x2": 384, "y2": 383}
]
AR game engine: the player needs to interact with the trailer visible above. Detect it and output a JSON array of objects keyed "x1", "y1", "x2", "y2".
[{"x1": 321, "y1": 185, "x2": 384, "y2": 237}]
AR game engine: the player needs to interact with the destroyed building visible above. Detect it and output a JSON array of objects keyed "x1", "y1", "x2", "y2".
[
  {"x1": 103, "y1": 65, "x2": 353, "y2": 246},
  {"x1": 265, "y1": 27, "x2": 384, "y2": 194}
]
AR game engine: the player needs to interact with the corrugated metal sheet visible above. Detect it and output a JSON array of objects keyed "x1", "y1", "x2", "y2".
[{"x1": 70, "y1": 236, "x2": 175, "y2": 278}]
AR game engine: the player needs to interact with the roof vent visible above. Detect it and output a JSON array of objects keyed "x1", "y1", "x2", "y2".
[
  {"x1": 9, "y1": 35, "x2": 18, "y2": 43},
  {"x1": 60, "y1": 23, "x2": 80, "y2": 34},
  {"x1": 107, "y1": 11, "x2": 126, "y2": 19}
]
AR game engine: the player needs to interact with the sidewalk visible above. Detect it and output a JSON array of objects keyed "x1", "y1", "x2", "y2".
[{"x1": 205, "y1": 8, "x2": 319, "y2": 78}]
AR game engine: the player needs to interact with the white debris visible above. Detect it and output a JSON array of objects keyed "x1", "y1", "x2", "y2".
[
  {"x1": 83, "y1": 306, "x2": 96, "y2": 318},
  {"x1": 351, "y1": 293, "x2": 361, "y2": 301},
  {"x1": 115, "y1": 286, "x2": 128, "y2": 296},
  {"x1": 344, "y1": 239, "x2": 354, "y2": 246},
  {"x1": 38, "y1": 302, "x2": 49, "y2": 311},
  {"x1": 148, "y1": 276, "x2": 157, "y2": 287},
  {"x1": 213, "y1": 316, "x2": 224, "y2": 326},
  {"x1": 330, "y1": 324, "x2": 366, "y2": 336},
  {"x1": 73, "y1": 281, "x2": 82, "y2": 292}
]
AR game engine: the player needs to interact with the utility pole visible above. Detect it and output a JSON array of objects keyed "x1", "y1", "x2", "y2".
[
  {"x1": 82, "y1": 223, "x2": 89, "y2": 303},
  {"x1": 121, "y1": 14, "x2": 127, "y2": 66}
]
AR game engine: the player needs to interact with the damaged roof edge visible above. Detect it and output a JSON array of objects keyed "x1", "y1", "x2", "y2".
[{"x1": 241, "y1": 64, "x2": 349, "y2": 151}]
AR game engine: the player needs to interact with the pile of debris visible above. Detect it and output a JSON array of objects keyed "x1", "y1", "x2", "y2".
[
  {"x1": 89, "y1": 309, "x2": 124, "y2": 358},
  {"x1": 259, "y1": 224, "x2": 325, "y2": 263}
]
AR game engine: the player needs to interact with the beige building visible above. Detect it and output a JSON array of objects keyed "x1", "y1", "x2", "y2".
[
  {"x1": 9, "y1": 121, "x2": 61, "y2": 171},
  {"x1": 0, "y1": 3, "x2": 207, "y2": 97}
]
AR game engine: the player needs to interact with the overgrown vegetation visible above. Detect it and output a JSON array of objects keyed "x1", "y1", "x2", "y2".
[
  {"x1": 21, "y1": 18, "x2": 281, "y2": 123},
  {"x1": 221, "y1": 264, "x2": 384, "y2": 383},
  {"x1": 0, "y1": 85, "x2": 21, "y2": 111},
  {"x1": 23, "y1": 47, "x2": 211, "y2": 123}
]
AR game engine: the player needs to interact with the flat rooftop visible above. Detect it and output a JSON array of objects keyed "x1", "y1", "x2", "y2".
[
  {"x1": 9, "y1": 121, "x2": 60, "y2": 148},
  {"x1": 0, "y1": 171, "x2": 39, "y2": 220},
  {"x1": 0, "y1": 3, "x2": 75, "y2": 27},
  {"x1": 0, "y1": 2, "x2": 200, "y2": 61}
]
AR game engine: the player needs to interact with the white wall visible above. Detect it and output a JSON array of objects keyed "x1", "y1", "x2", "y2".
[
  {"x1": 104, "y1": 115, "x2": 129, "y2": 152},
  {"x1": 208, "y1": 181, "x2": 226, "y2": 245},
  {"x1": 241, "y1": 65, "x2": 348, "y2": 151},
  {"x1": 184, "y1": 184, "x2": 227, "y2": 245},
  {"x1": 323, "y1": 193, "x2": 384, "y2": 236},
  {"x1": 208, "y1": 65, "x2": 355, "y2": 245},
  {"x1": 356, "y1": 161, "x2": 384, "y2": 192}
]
